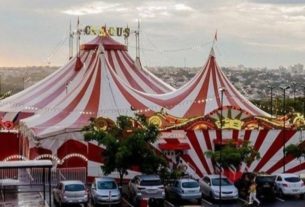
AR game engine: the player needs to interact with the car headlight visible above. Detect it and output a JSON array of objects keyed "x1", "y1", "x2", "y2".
[
  {"x1": 213, "y1": 190, "x2": 220, "y2": 194},
  {"x1": 137, "y1": 192, "x2": 142, "y2": 196}
]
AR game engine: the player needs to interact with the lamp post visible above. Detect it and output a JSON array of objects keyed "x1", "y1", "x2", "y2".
[
  {"x1": 267, "y1": 86, "x2": 274, "y2": 116},
  {"x1": 302, "y1": 85, "x2": 305, "y2": 118},
  {"x1": 280, "y1": 85, "x2": 290, "y2": 173},
  {"x1": 292, "y1": 82, "x2": 297, "y2": 110},
  {"x1": 219, "y1": 87, "x2": 226, "y2": 207}
]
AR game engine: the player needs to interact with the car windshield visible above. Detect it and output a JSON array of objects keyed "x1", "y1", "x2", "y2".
[
  {"x1": 140, "y1": 179, "x2": 162, "y2": 186},
  {"x1": 182, "y1": 181, "x2": 199, "y2": 188},
  {"x1": 97, "y1": 181, "x2": 117, "y2": 189},
  {"x1": 256, "y1": 176, "x2": 276, "y2": 183},
  {"x1": 284, "y1": 177, "x2": 301, "y2": 183},
  {"x1": 65, "y1": 184, "x2": 85, "y2": 191},
  {"x1": 212, "y1": 178, "x2": 231, "y2": 186}
]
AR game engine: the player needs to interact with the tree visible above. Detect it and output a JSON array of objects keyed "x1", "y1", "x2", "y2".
[
  {"x1": 205, "y1": 141, "x2": 260, "y2": 170},
  {"x1": 285, "y1": 142, "x2": 305, "y2": 169},
  {"x1": 83, "y1": 114, "x2": 166, "y2": 186}
]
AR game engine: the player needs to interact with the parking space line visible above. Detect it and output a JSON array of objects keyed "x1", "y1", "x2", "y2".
[
  {"x1": 122, "y1": 197, "x2": 134, "y2": 207},
  {"x1": 164, "y1": 200, "x2": 175, "y2": 207},
  {"x1": 238, "y1": 197, "x2": 248, "y2": 203},
  {"x1": 276, "y1": 197, "x2": 285, "y2": 202},
  {"x1": 201, "y1": 198, "x2": 213, "y2": 206}
]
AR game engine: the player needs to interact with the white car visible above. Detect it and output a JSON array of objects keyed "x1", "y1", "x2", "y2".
[
  {"x1": 128, "y1": 175, "x2": 165, "y2": 205},
  {"x1": 91, "y1": 177, "x2": 121, "y2": 206},
  {"x1": 53, "y1": 180, "x2": 88, "y2": 207},
  {"x1": 166, "y1": 178, "x2": 201, "y2": 204},
  {"x1": 200, "y1": 174, "x2": 238, "y2": 200},
  {"x1": 275, "y1": 173, "x2": 305, "y2": 197}
]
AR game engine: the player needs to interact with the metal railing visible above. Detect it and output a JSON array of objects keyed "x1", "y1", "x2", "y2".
[{"x1": 0, "y1": 167, "x2": 86, "y2": 186}]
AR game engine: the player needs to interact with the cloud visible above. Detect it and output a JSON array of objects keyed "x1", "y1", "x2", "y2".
[
  {"x1": 1, "y1": 0, "x2": 305, "y2": 68},
  {"x1": 250, "y1": 0, "x2": 305, "y2": 4},
  {"x1": 245, "y1": 41, "x2": 305, "y2": 52},
  {"x1": 62, "y1": 1, "x2": 121, "y2": 15},
  {"x1": 61, "y1": 1, "x2": 194, "y2": 19}
]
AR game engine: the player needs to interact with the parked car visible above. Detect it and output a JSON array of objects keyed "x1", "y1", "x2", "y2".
[
  {"x1": 235, "y1": 172, "x2": 276, "y2": 201},
  {"x1": 166, "y1": 178, "x2": 201, "y2": 204},
  {"x1": 53, "y1": 180, "x2": 88, "y2": 207},
  {"x1": 275, "y1": 173, "x2": 305, "y2": 198},
  {"x1": 128, "y1": 174, "x2": 165, "y2": 205},
  {"x1": 91, "y1": 177, "x2": 121, "y2": 206},
  {"x1": 201, "y1": 174, "x2": 238, "y2": 200}
]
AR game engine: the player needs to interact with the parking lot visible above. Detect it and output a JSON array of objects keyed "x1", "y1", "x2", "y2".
[
  {"x1": 163, "y1": 197, "x2": 305, "y2": 207},
  {"x1": 1, "y1": 191, "x2": 305, "y2": 207}
]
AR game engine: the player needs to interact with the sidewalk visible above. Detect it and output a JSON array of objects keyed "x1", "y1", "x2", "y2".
[{"x1": 0, "y1": 192, "x2": 46, "y2": 207}]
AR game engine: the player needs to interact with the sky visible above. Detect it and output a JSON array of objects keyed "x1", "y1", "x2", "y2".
[{"x1": 0, "y1": 0, "x2": 305, "y2": 68}]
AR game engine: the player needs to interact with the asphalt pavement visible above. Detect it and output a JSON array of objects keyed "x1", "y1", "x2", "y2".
[
  {"x1": 163, "y1": 196, "x2": 305, "y2": 207},
  {"x1": 0, "y1": 191, "x2": 46, "y2": 207},
  {"x1": 1, "y1": 188, "x2": 304, "y2": 207}
]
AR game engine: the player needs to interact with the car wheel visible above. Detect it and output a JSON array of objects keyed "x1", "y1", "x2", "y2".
[
  {"x1": 300, "y1": 193, "x2": 305, "y2": 200},
  {"x1": 83, "y1": 202, "x2": 88, "y2": 207}
]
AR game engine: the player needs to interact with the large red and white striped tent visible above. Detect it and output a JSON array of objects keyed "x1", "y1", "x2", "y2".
[
  {"x1": 20, "y1": 40, "x2": 269, "y2": 141},
  {"x1": 0, "y1": 36, "x2": 173, "y2": 123},
  {"x1": 20, "y1": 37, "x2": 305, "y2": 179}
]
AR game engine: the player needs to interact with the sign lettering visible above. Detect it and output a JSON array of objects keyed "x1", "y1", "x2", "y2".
[{"x1": 84, "y1": 26, "x2": 130, "y2": 37}]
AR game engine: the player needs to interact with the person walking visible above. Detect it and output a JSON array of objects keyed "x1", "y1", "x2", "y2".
[{"x1": 248, "y1": 180, "x2": 260, "y2": 206}]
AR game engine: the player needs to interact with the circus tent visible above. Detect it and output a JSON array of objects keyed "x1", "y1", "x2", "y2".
[
  {"x1": 20, "y1": 44, "x2": 269, "y2": 141},
  {"x1": 0, "y1": 36, "x2": 173, "y2": 124},
  {"x1": 18, "y1": 37, "x2": 305, "y2": 179}
]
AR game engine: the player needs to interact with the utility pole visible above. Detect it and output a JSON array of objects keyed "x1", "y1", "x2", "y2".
[
  {"x1": 135, "y1": 20, "x2": 140, "y2": 59},
  {"x1": 69, "y1": 20, "x2": 73, "y2": 60}
]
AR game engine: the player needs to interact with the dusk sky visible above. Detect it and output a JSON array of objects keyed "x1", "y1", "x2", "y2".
[{"x1": 0, "y1": 0, "x2": 305, "y2": 68}]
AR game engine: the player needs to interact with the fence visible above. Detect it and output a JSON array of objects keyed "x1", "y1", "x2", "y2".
[{"x1": 0, "y1": 167, "x2": 87, "y2": 187}]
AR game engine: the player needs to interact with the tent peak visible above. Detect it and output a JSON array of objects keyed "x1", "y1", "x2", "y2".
[{"x1": 209, "y1": 47, "x2": 215, "y2": 57}]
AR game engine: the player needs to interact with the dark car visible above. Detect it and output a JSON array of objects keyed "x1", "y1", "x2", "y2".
[{"x1": 235, "y1": 172, "x2": 276, "y2": 201}]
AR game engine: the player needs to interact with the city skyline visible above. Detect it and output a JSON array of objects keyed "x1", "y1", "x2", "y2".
[{"x1": 0, "y1": 0, "x2": 305, "y2": 68}]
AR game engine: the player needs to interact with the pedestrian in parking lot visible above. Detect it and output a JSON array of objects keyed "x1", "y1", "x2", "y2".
[{"x1": 248, "y1": 179, "x2": 260, "y2": 206}]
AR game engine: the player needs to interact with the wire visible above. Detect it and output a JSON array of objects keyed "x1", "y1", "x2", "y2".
[{"x1": 45, "y1": 29, "x2": 70, "y2": 65}]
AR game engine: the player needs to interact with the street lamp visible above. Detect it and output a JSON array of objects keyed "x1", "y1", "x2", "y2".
[
  {"x1": 280, "y1": 85, "x2": 290, "y2": 173},
  {"x1": 219, "y1": 87, "x2": 226, "y2": 207},
  {"x1": 302, "y1": 85, "x2": 305, "y2": 118},
  {"x1": 291, "y1": 82, "x2": 297, "y2": 110},
  {"x1": 267, "y1": 86, "x2": 274, "y2": 116}
]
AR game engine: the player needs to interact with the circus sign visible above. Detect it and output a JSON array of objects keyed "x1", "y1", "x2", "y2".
[
  {"x1": 215, "y1": 118, "x2": 244, "y2": 130},
  {"x1": 83, "y1": 26, "x2": 130, "y2": 37},
  {"x1": 160, "y1": 130, "x2": 187, "y2": 139},
  {"x1": 0, "y1": 119, "x2": 14, "y2": 130}
]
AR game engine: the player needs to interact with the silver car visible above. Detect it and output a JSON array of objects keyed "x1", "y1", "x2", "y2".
[
  {"x1": 166, "y1": 178, "x2": 202, "y2": 204},
  {"x1": 128, "y1": 175, "x2": 165, "y2": 204},
  {"x1": 53, "y1": 180, "x2": 88, "y2": 206},
  {"x1": 91, "y1": 177, "x2": 121, "y2": 206},
  {"x1": 200, "y1": 174, "x2": 238, "y2": 200}
]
